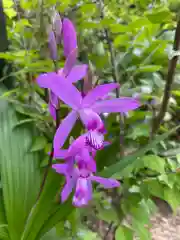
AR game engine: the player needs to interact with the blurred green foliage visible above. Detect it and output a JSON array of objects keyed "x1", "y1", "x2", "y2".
[{"x1": 0, "y1": 0, "x2": 180, "y2": 239}]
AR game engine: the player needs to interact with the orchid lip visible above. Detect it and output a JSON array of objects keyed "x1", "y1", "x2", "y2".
[{"x1": 85, "y1": 130, "x2": 104, "y2": 150}]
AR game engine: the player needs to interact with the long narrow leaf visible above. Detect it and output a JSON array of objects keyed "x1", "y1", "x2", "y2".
[
  {"x1": 0, "y1": 192, "x2": 9, "y2": 239},
  {"x1": 100, "y1": 126, "x2": 180, "y2": 178},
  {"x1": 21, "y1": 170, "x2": 73, "y2": 240},
  {"x1": 0, "y1": 88, "x2": 41, "y2": 240}
]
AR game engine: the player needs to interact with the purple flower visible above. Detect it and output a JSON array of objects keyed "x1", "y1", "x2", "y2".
[
  {"x1": 52, "y1": 158, "x2": 120, "y2": 207},
  {"x1": 36, "y1": 77, "x2": 140, "y2": 151},
  {"x1": 53, "y1": 133, "x2": 110, "y2": 161},
  {"x1": 38, "y1": 49, "x2": 87, "y2": 120}
]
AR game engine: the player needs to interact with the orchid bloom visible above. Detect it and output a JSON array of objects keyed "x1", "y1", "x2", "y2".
[
  {"x1": 36, "y1": 76, "x2": 140, "y2": 151},
  {"x1": 45, "y1": 18, "x2": 88, "y2": 119},
  {"x1": 53, "y1": 131, "x2": 111, "y2": 160},
  {"x1": 52, "y1": 157, "x2": 120, "y2": 207}
]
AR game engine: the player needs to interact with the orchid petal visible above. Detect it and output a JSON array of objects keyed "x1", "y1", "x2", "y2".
[
  {"x1": 61, "y1": 167, "x2": 77, "y2": 202},
  {"x1": 73, "y1": 178, "x2": 91, "y2": 207},
  {"x1": 86, "y1": 130, "x2": 104, "y2": 150},
  {"x1": 82, "y1": 83, "x2": 119, "y2": 106},
  {"x1": 37, "y1": 73, "x2": 82, "y2": 109},
  {"x1": 63, "y1": 48, "x2": 78, "y2": 76},
  {"x1": 61, "y1": 180, "x2": 74, "y2": 202},
  {"x1": 67, "y1": 134, "x2": 86, "y2": 157},
  {"x1": 53, "y1": 110, "x2": 78, "y2": 150},
  {"x1": 90, "y1": 176, "x2": 120, "y2": 189},
  {"x1": 53, "y1": 149, "x2": 68, "y2": 159},
  {"x1": 52, "y1": 163, "x2": 67, "y2": 175},
  {"x1": 36, "y1": 72, "x2": 64, "y2": 88},
  {"x1": 79, "y1": 109, "x2": 103, "y2": 130},
  {"x1": 80, "y1": 148, "x2": 96, "y2": 172},
  {"x1": 92, "y1": 97, "x2": 140, "y2": 113},
  {"x1": 62, "y1": 18, "x2": 77, "y2": 57},
  {"x1": 67, "y1": 64, "x2": 88, "y2": 83}
]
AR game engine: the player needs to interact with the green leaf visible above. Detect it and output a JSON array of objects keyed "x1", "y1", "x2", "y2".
[
  {"x1": 0, "y1": 192, "x2": 9, "y2": 239},
  {"x1": 100, "y1": 126, "x2": 180, "y2": 178},
  {"x1": 132, "y1": 219, "x2": 151, "y2": 240},
  {"x1": 127, "y1": 124, "x2": 150, "y2": 140},
  {"x1": 115, "y1": 226, "x2": 133, "y2": 240},
  {"x1": 13, "y1": 119, "x2": 37, "y2": 129},
  {"x1": 145, "y1": 9, "x2": 172, "y2": 24},
  {"x1": 136, "y1": 65, "x2": 162, "y2": 73},
  {"x1": 30, "y1": 136, "x2": 47, "y2": 152},
  {"x1": 97, "y1": 207, "x2": 118, "y2": 223},
  {"x1": 137, "y1": 155, "x2": 166, "y2": 174},
  {"x1": 21, "y1": 170, "x2": 73, "y2": 240},
  {"x1": 114, "y1": 35, "x2": 130, "y2": 47},
  {"x1": 78, "y1": 229, "x2": 101, "y2": 240},
  {"x1": 110, "y1": 24, "x2": 129, "y2": 33},
  {"x1": 160, "y1": 148, "x2": 180, "y2": 157},
  {"x1": 0, "y1": 89, "x2": 41, "y2": 240}
]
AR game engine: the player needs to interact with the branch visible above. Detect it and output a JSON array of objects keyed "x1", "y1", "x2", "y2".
[
  {"x1": 152, "y1": 19, "x2": 180, "y2": 136},
  {"x1": 98, "y1": 0, "x2": 125, "y2": 156}
]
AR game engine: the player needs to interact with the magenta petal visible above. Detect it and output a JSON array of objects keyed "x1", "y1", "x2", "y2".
[
  {"x1": 61, "y1": 181, "x2": 74, "y2": 202},
  {"x1": 86, "y1": 130, "x2": 104, "y2": 150},
  {"x1": 73, "y1": 178, "x2": 91, "y2": 207},
  {"x1": 82, "y1": 83, "x2": 119, "y2": 106},
  {"x1": 63, "y1": 48, "x2": 78, "y2": 76},
  {"x1": 67, "y1": 64, "x2": 88, "y2": 83},
  {"x1": 53, "y1": 149, "x2": 68, "y2": 159},
  {"x1": 79, "y1": 109, "x2": 103, "y2": 130},
  {"x1": 62, "y1": 18, "x2": 77, "y2": 57},
  {"x1": 67, "y1": 134, "x2": 86, "y2": 156},
  {"x1": 37, "y1": 73, "x2": 82, "y2": 109},
  {"x1": 36, "y1": 72, "x2": 63, "y2": 88},
  {"x1": 80, "y1": 148, "x2": 96, "y2": 172},
  {"x1": 52, "y1": 163, "x2": 67, "y2": 175},
  {"x1": 53, "y1": 110, "x2": 78, "y2": 150},
  {"x1": 92, "y1": 98, "x2": 140, "y2": 113},
  {"x1": 90, "y1": 176, "x2": 120, "y2": 189}
]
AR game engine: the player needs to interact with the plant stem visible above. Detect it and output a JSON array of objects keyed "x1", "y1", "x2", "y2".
[
  {"x1": 98, "y1": 0, "x2": 125, "y2": 156},
  {"x1": 103, "y1": 222, "x2": 113, "y2": 240},
  {"x1": 37, "y1": 59, "x2": 60, "y2": 201},
  {"x1": 151, "y1": 19, "x2": 180, "y2": 136}
]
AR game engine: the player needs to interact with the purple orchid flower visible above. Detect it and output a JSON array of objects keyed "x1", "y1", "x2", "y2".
[
  {"x1": 36, "y1": 76, "x2": 140, "y2": 151},
  {"x1": 47, "y1": 50, "x2": 87, "y2": 120},
  {"x1": 53, "y1": 131, "x2": 111, "y2": 161},
  {"x1": 52, "y1": 158, "x2": 120, "y2": 207},
  {"x1": 44, "y1": 18, "x2": 87, "y2": 120}
]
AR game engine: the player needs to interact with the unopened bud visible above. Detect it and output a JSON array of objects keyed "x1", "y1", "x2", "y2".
[
  {"x1": 48, "y1": 30, "x2": 57, "y2": 60},
  {"x1": 53, "y1": 13, "x2": 62, "y2": 44}
]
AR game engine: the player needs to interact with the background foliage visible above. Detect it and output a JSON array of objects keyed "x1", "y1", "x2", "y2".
[{"x1": 0, "y1": 0, "x2": 180, "y2": 239}]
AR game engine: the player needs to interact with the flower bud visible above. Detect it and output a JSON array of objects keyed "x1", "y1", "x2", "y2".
[
  {"x1": 53, "y1": 13, "x2": 62, "y2": 44},
  {"x1": 48, "y1": 30, "x2": 57, "y2": 60}
]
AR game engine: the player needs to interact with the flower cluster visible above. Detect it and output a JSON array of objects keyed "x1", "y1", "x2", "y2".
[{"x1": 36, "y1": 15, "x2": 140, "y2": 207}]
